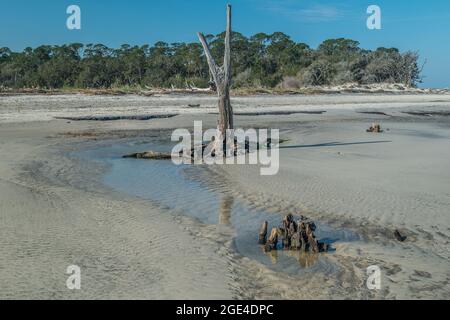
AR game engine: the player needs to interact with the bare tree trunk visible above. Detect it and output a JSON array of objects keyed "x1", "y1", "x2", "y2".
[{"x1": 198, "y1": 4, "x2": 234, "y2": 138}]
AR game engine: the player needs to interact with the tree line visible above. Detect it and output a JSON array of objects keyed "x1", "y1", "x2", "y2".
[{"x1": 0, "y1": 32, "x2": 421, "y2": 90}]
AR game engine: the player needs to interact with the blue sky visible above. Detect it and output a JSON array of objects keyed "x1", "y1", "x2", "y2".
[{"x1": 1, "y1": 0, "x2": 449, "y2": 87}]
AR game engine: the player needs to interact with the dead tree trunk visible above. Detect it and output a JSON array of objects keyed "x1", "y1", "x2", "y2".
[{"x1": 198, "y1": 4, "x2": 234, "y2": 140}]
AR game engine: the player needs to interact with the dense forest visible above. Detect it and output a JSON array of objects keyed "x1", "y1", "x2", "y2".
[{"x1": 0, "y1": 32, "x2": 421, "y2": 90}]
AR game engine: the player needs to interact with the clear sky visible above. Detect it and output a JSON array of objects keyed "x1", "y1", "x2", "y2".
[{"x1": 1, "y1": 0, "x2": 449, "y2": 88}]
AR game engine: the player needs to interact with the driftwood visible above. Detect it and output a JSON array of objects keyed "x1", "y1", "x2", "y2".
[
  {"x1": 123, "y1": 137, "x2": 286, "y2": 162},
  {"x1": 55, "y1": 114, "x2": 178, "y2": 122},
  {"x1": 260, "y1": 214, "x2": 329, "y2": 253},
  {"x1": 123, "y1": 151, "x2": 172, "y2": 160},
  {"x1": 367, "y1": 123, "x2": 383, "y2": 133},
  {"x1": 394, "y1": 229, "x2": 407, "y2": 242}
]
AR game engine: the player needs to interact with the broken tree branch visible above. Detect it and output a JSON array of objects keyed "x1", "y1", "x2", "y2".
[{"x1": 197, "y1": 32, "x2": 220, "y2": 86}]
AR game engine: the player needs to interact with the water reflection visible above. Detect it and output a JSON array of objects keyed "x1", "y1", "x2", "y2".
[
  {"x1": 265, "y1": 249, "x2": 278, "y2": 264},
  {"x1": 288, "y1": 250, "x2": 320, "y2": 268},
  {"x1": 219, "y1": 195, "x2": 233, "y2": 226},
  {"x1": 260, "y1": 245, "x2": 320, "y2": 268},
  {"x1": 86, "y1": 141, "x2": 359, "y2": 274}
]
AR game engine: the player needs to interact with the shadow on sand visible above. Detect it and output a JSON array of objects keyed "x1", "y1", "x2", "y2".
[{"x1": 280, "y1": 140, "x2": 392, "y2": 150}]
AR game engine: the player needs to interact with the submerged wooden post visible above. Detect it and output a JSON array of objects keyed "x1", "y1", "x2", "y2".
[
  {"x1": 258, "y1": 221, "x2": 268, "y2": 244},
  {"x1": 198, "y1": 4, "x2": 234, "y2": 139}
]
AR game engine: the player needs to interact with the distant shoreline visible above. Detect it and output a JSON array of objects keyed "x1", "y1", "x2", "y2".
[
  {"x1": 1, "y1": 83, "x2": 449, "y2": 97},
  {"x1": 2, "y1": 92, "x2": 450, "y2": 124}
]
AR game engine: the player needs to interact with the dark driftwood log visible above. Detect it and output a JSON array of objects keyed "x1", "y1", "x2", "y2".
[
  {"x1": 123, "y1": 151, "x2": 172, "y2": 160},
  {"x1": 55, "y1": 114, "x2": 178, "y2": 121},
  {"x1": 394, "y1": 229, "x2": 407, "y2": 242},
  {"x1": 198, "y1": 4, "x2": 233, "y2": 152}
]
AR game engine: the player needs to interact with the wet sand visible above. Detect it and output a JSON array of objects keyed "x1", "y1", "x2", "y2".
[{"x1": 0, "y1": 93, "x2": 449, "y2": 299}]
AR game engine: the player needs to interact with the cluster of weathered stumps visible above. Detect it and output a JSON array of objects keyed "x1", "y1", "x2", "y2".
[
  {"x1": 258, "y1": 214, "x2": 329, "y2": 253},
  {"x1": 367, "y1": 123, "x2": 383, "y2": 133}
]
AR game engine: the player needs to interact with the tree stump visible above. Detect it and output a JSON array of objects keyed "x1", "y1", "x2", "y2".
[
  {"x1": 259, "y1": 215, "x2": 329, "y2": 254},
  {"x1": 258, "y1": 221, "x2": 268, "y2": 245},
  {"x1": 367, "y1": 123, "x2": 383, "y2": 133},
  {"x1": 265, "y1": 228, "x2": 280, "y2": 252},
  {"x1": 306, "y1": 226, "x2": 319, "y2": 253}
]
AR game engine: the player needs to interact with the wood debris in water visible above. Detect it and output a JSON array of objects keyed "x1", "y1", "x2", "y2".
[
  {"x1": 366, "y1": 123, "x2": 383, "y2": 133},
  {"x1": 123, "y1": 151, "x2": 172, "y2": 160},
  {"x1": 259, "y1": 214, "x2": 329, "y2": 253}
]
